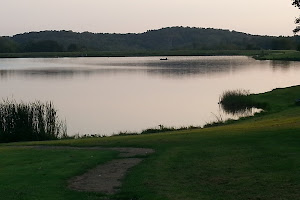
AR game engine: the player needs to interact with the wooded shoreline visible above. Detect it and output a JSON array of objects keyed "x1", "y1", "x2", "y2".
[{"x1": 0, "y1": 50, "x2": 299, "y2": 61}]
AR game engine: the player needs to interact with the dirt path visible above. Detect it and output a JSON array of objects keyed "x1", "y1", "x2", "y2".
[
  {"x1": 69, "y1": 158, "x2": 143, "y2": 194},
  {"x1": 15, "y1": 145, "x2": 155, "y2": 194}
]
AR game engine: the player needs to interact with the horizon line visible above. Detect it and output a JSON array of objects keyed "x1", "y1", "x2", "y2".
[{"x1": 3, "y1": 26, "x2": 297, "y2": 38}]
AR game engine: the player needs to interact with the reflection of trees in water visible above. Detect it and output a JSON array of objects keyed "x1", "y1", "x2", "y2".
[
  {"x1": 0, "y1": 57, "x2": 299, "y2": 79},
  {"x1": 146, "y1": 65, "x2": 231, "y2": 78},
  {"x1": 270, "y1": 60, "x2": 292, "y2": 72},
  {"x1": 0, "y1": 57, "x2": 251, "y2": 79},
  {"x1": 0, "y1": 68, "x2": 142, "y2": 79},
  {"x1": 0, "y1": 69, "x2": 76, "y2": 79},
  {"x1": 0, "y1": 65, "x2": 236, "y2": 79},
  {"x1": 0, "y1": 71, "x2": 10, "y2": 79},
  {"x1": 111, "y1": 58, "x2": 251, "y2": 77}
]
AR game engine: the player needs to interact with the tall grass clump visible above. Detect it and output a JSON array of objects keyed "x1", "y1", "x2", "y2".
[
  {"x1": 0, "y1": 99, "x2": 67, "y2": 143},
  {"x1": 219, "y1": 89, "x2": 261, "y2": 115}
]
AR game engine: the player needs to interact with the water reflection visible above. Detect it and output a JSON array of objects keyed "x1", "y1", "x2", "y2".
[
  {"x1": 0, "y1": 67, "x2": 234, "y2": 79},
  {"x1": 0, "y1": 56, "x2": 269, "y2": 79},
  {"x1": 270, "y1": 60, "x2": 292, "y2": 71},
  {"x1": 220, "y1": 104, "x2": 262, "y2": 118},
  {"x1": 0, "y1": 56, "x2": 299, "y2": 136}
]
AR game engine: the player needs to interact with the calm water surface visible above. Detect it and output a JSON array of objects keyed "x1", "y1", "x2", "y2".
[{"x1": 0, "y1": 56, "x2": 299, "y2": 136}]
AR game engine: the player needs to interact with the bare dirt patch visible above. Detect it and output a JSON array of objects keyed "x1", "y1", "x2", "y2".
[
  {"x1": 14, "y1": 145, "x2": 154, "y2": 194},
  {"x1": 68, "y1": 158, "x2": 142, "y2": 194},
  {"x1": 31, "y1": 146, "x2": 154, "y2": 157}
]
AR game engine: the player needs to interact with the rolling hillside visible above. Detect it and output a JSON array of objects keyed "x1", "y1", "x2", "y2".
[{"x1": 1, "y1": 27, "x2": 299, "y2": 53}]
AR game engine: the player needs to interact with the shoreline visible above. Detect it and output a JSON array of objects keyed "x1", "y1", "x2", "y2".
[{"x1": 0, "y1": 50, "x2": 299, "y2": 61}]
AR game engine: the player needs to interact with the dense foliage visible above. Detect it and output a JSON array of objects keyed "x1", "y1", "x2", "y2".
[
  {"x1": 0, "y1": 37, "x2": 20, "y2": 53},
  {"x1": 23, "y1": 40, "x2": 64, "y2": 52},
  {"x1": 293, "y1": 0, "x2": 300, "y2": 7},
  {"x1": 1, "y1": 27, "x2": 300, "y2": 53},
  {"x1": 293, "y1": 0, "x2": 300, "y2": 33}
]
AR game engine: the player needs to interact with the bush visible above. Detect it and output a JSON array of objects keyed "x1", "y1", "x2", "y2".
[{"x1": 0, "y1": 99, "x2": 67, "y2": 143}]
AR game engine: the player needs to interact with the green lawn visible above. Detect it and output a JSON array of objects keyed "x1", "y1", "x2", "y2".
[
  {"x1": 0, "y1": 147, "x2": 118, "y2": 200},
  {"x1": 2, "y1": 85, "x2": 300, "y2": 200}
]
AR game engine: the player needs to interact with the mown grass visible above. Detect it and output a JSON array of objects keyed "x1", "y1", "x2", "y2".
[
  {"x1": 0, "y1": 147, "x2": 118, "y2": 200},
  {"x1": 2, "y1": 85, "x2": 300, "y2": 200}
]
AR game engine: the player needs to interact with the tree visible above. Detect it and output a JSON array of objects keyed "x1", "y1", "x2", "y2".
[
  {"x1": 24, "y1": 40, "x2": 64, "y2": 52},
  {"x1": 292, "y1": 0, "x2": 300, "y2": 33},
  {"x1": 0, "y1": 37, "x2": 20, "y2": 53},
  {"x1": 293, "y1": 0, "x2": 300, "y2": 7},
  {"x1": 67, "y1": 43, "x2": 80, "y2": 52}
]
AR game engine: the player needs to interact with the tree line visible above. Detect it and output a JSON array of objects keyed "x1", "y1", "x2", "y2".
[{"x1": 1, "y1": 27, "x2": 300, "y2": 53}]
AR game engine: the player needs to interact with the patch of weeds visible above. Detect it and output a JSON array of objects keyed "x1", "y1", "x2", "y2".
[{"x1": 219, "y1": 89, "x2": 266, "y2": 115}]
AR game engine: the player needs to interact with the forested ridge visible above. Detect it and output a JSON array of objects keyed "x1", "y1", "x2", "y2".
[{"x1": 1, "y1": 26, "x2": 299, "y2": 53}]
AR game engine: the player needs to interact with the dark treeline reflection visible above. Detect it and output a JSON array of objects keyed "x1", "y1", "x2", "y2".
[
  {"x1": 270, "y1": 60, "x2": 292, "y2": 72},
  {"x1": 0, "y1": 66, "x2": 233, "y2": 78},
  {"x1": 0, "y1": 56, "x2": 296, "y2": 79}
]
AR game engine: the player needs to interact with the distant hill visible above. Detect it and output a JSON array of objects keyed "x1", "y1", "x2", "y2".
[{"x1": 1, "y1": 27, "x2": 300, "y2": 53}]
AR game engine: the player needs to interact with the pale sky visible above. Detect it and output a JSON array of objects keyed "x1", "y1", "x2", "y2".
[{"x1": 0, "y1": 0, "x2": 299, "y2": 36}]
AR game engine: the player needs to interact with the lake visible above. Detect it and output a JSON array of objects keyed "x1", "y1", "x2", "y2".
[{"x1": 0, "y1": 56, "x2": 299, "y2": 136}]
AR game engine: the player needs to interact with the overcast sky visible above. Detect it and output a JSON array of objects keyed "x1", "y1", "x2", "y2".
[{"x1": 0, "y1": 0, "x2": 299, "y2": 36}]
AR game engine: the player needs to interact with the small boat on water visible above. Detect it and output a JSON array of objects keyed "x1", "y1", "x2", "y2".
[{"x1": 160, "y1": 58, "x2": 168, "y2": 61}]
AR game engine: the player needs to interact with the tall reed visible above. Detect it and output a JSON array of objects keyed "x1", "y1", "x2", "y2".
[
  {"x1": 219, "y1": 89, "x2": 255, "y2": 115},
  {"x1": 0, "y1": 99, "x2": 67, "y2": 143}
]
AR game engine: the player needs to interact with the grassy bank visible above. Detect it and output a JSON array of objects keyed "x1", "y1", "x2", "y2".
[
  {"x1": 254, "y1": 50, "x2": 300, "y2": 61},
  {"x1": 1, "y1": 85, "x2": 300, "y2": 200}
]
